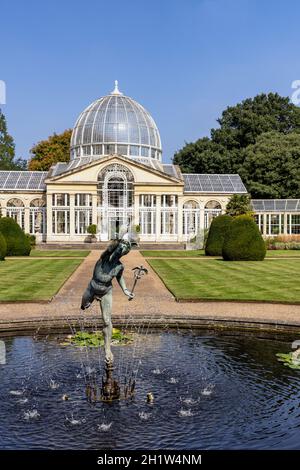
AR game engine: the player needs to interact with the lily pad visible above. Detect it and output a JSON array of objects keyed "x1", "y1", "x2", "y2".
[
  {"x1": 60, "y1": 328, "x2": 133, "y2": 348},
  {"x1": 276, "y1": 352, "x2": 300, "y2": 370}
]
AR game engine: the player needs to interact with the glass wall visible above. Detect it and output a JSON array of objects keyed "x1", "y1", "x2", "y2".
[
  {"x1": 52, "y1": 193, "x2": 70, "y2": 234},
  {"x1": 75, "y1": 193, "x2": 92, "y2": 234}
]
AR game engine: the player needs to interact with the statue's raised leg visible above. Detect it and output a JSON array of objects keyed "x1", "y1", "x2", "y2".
[{"x1": 99, "y1": 291, "x2": 113, "y2": 364}]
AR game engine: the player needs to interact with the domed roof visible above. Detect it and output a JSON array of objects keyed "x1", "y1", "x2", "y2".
[{"x1": 70, "y1": 81, "x2": 162, "y2": 161}]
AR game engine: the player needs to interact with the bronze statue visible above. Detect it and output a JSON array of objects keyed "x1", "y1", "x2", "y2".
[{"x1": 81, "y1": 238, "x2": 134, "y2": 364}]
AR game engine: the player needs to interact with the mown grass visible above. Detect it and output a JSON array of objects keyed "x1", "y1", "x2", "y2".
[
  {"x1": 30, "y1": 250, "x2": 90, "y2": 258},
  {"x1": 141, "y1": 249, "x2": 300, "y2": 258},
  {"x1": 0, "y1": 258, "x2": 83, "y2": 301},
  {"x1": 147, "y1": 258, "x2": 300, "y2": 303}
]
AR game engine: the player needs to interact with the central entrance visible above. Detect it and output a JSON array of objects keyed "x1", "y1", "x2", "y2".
[{"x1": 97, "y1": 163, "x2": 134, "y2": 241}]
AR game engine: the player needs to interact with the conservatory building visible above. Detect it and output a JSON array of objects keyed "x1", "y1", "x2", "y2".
[{"x1": 0, "y1": 82, "x2": 299, "y2": 244}]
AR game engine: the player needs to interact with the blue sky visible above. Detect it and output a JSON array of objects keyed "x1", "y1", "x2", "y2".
[{"x1": 1, "y1": 0, "x2": 300, "y2": 163}]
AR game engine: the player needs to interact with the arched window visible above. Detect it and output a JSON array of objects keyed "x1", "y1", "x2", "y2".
[
  {"x1": 30, "y1": 198, "x2": 46, "y2": 234},
  {"x1": 7, "y1": 198, "x2": 24, "y2": 207},
  {"x1": 183, "y1": 200, "x2": 200, "y2": 238},
  {"x1": 6, "y1": 198, "x2": 25, "y2": 230},
  {"x1": 98, "y1": 164, "x2": 134, "y2": 208},
  {"x1": 204, "y1": 200, "x2": 222, "y2": 229},
  {"x1": 205, "y1": 200, "x2": 221, "y2": 210}
]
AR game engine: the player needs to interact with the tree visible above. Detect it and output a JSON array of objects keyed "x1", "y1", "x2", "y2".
[
  {"x1": 0, "y1": 109, "x2": 27, "y2": 170},
  {"x1": 28, "y1": 129, "x2": 72, "y2": 171},
  {"x1": 173, "y1": 93, "x2": 300, "y2": 197},
  {"x1": 225, "y1": 194, "x2": 252, "y2": 217},
  {"x1": 173, "y1": 137, "x2": 231, "y2": 174},
  {"x1": 239, "y1": 131, "x2": 300, "y2": 198}
]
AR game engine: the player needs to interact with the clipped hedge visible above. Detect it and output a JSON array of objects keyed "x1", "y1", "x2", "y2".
[
  {"x1": 0, "y1": 217, "x2": 31, "y2": 256},
  {"x1": 205, "y1": 214, "x2": 233, "y2": 256},
  {"x1": 0, "y1": 232, "x2": 7, "y2": 260},
  {"x1": 222, "y1": 215, "x2": 266, "y2": 261}
]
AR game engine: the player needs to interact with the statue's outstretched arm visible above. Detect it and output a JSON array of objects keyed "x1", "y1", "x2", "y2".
[{"x1": 116, "y1": 271, "x2": 134, "y2": 299}]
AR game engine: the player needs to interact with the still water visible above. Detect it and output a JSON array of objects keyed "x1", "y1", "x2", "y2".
[{"x1": 0, "y1": 330, "x2": 299, "y2": 449}]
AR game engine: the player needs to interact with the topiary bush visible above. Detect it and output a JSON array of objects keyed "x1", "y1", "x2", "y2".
[
  {"x1": 0, "y1": 232, "x2": 7, "y2": 260},
  {"x1": 205, "y1": 214, "x2": 233, "y2": 256},
  {"x1": 0, "y1": 217, "x2": 31, "y2": 256},
  {"x1": 222, "y1": 215, "x2": 266, "y2": 261}
]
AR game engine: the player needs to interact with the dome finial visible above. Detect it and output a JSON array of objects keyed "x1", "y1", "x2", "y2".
[{"x1": 111, "y1": 80, "x2": 122, "y2": 95}]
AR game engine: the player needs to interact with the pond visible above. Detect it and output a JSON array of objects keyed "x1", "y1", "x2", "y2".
[{"x1": 0, "y1": 329, "x2": 299, "y2": 450}]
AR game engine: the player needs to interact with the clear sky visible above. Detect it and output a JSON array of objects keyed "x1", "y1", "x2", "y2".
[{"x1": 1, "y1": 0, "x2": 300, "y2": 163}]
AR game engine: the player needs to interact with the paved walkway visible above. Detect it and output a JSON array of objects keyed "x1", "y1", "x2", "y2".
[{"x1": 0, "y1": 250, "x2": 300, "y2": 333}]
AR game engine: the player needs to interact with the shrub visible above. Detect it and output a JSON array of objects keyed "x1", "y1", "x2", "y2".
[
  {"x1": 205, "y1": 215, "x2": 233, "y2": 256},
  {"x1": 0, "y1": 217, "x2": 31, "y2": 256},
  {"x1": 222, "y1": 215, "x2": 266, "y2": 261},
  {"x1": 26, "y1": 233, "x2": 36, "y2": 247},
  {"x1": 87, "y1": 224, "x2": 97, "y2": 235},
  {"x1": 0, "y1": 232, "x2": 7, "y2": 260}
]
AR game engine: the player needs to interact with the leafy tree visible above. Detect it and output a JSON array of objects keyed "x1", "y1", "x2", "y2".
[
  {"x1": 173, "y1": 137, "x2": 231, "y2": 174},
  {"x1": 0, "y1": 109, "x2": 27, "y2": 170},
  {"x1": 225, "y1": 194, "x2": 252, "y2": 217},
  {"x1": 28, "y1": 129, "x2": 72, "y2": 171},
  {"x1": 173, "y1": 93, "x2": 300, "y2": 197},
  {"x1": 239, "y1": 131, "x2": 300, "y2": 198}
]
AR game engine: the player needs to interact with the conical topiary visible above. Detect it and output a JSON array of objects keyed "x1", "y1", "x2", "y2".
[
  {"x1": 222, "y1": 215, "x2": 266, "y2": 261},
  {"x1": 205, "y1": 214, "x2": 233, "y2": 256}
]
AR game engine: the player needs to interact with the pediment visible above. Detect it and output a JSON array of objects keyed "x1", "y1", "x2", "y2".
[{"x1": 45, "y1": 154, "x2": 183, "y2": 186}]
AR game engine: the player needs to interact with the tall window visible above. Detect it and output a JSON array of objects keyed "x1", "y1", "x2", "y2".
[
  {"x1": 98, "y1": 164, "x2": 134, "y2": 208},
  {"x1": 183, "y1": 200, "x2": 200, "y2": 236},
  {"x1": 30, "y1": 198, "x2": 46, "y2": 234},
  {"x1": 139, "y1": 195, "x2": 156, "y2": 235},
  {"x1": 52, "y1": 193, "x2": 70, "y2": 234},
  {"x1": 161, "y1": 195, "x2": 178, "y2": 207},
  {"x1": 75, "y1": 193, "x2": 92, "y2": 234},
  {"x1": 6, "y1": 198, "x2": 25, "y2": 230},
  {"x1": 288, "y1": 214, "x2": 300, "y2": 234},
  {"x1": 204, "y1": 200, "x2": 221, "y2": 229}
]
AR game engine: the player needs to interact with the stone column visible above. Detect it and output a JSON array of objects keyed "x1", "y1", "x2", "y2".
[
  {"x1": 134, "y1": 194, "x2": 139, "y2": 228},
  {"x1": 156, "y1": 195, "x2": 161, "y2": 242},
  {"x1": 69, "y1": 194, "x2": 75, "y2": 239},
  {"x1": 92, "y1": 193, "x2": 98, "y2": 226},
  {"x1": 46, "y1": 193, "x2": 52, "y2": 242},
  {"x1": 177, "y1": 197, "x2": 183, "y2": 242},
  {"x1": 283, "y1": 213, "x2": 288, "y2": 235},
  {"x1": 24, "y1": 204, "x2": 30, "y2": 234},
  {"x1": 263, "y1": 213, "x2": 267, "y2": 236}
]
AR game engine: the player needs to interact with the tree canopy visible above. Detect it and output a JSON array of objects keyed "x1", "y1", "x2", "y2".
[
  {"x1": 0, "y1": 109, "x2": 27, "y2": 170},
  {"x1": 225, "y1": 194, "x2": 252, "y2": 217},
  {"x1": 173, "y1": 93, "x2": 300, "y2": 198},
  {"x1": 28, "y1": 129, "x2": 72, "y2": 171},
  {"x1": 239, "y1": 131, "x2": 300, "y2": 199}
]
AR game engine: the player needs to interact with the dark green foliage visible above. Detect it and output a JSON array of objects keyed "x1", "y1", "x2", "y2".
[
  {"x1": 0, "y1": 109, "x2": 27, "y2": 170},
  {"x1": 0, "y1": 217, "x2": 31, "y2": 256},
  {"x1": 225, "y1": 194, "x2": 252, "y2": 217},
  {"x1": 87, "y1": 224, "x2": 97, "y2": 235},
  {"x1": 26, "y1": 233, "x2": 36, "y2": 247},
  {"x1": 222, "y1": 215, "x2": 266, "y2": 261},
  {"x1": 0, "y1": 232, "x2": 7, "y2": 260},
  {"x1": 239, "y1": 131, "x2": 300, "y2": 198},
  {"x1": 205, "y1": 214, "x2": 232, "y2": 256},
  {"x1": 173, "y1": 93, "x2": 300, "y2": 198}
]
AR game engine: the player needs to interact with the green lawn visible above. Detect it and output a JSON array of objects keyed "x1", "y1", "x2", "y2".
[
  {"x1": 147, "y1": 258, "x2": 300, "y2": 303},
  {"x1": 141, "y1": 249, "x2": 300, "y2": 258},
  {"x1": 141, "y1": 250, "x2": 206, "y2": 257},
  {"x1": 30, "y1": 250, "x2": 90, "y2": 257},
  {"x1": 0, "y1": 258, "x2": 83, "y2": 301}
]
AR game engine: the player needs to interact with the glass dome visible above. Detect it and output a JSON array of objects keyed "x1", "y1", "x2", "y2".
[{"x1": 70, "y1": 81, "x2": 162, "y2": 161}]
